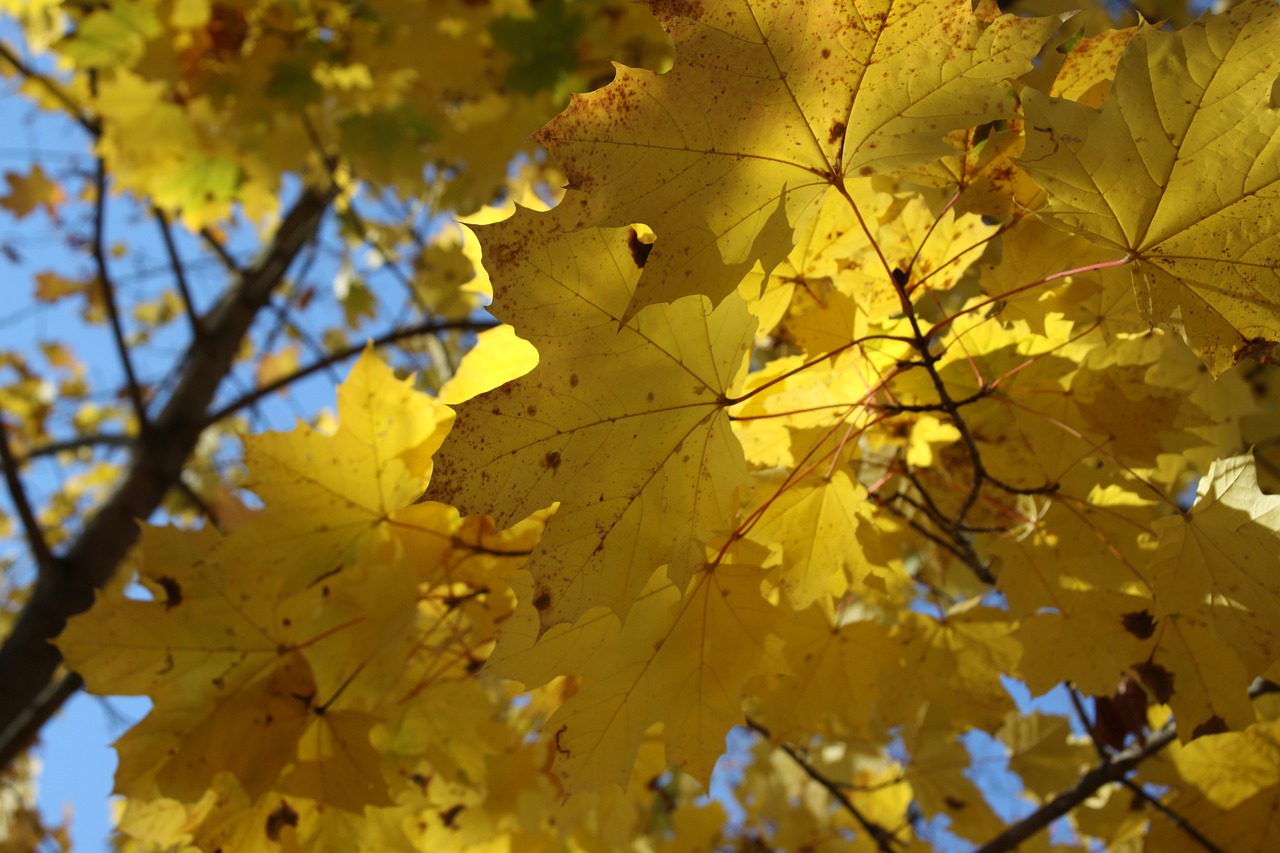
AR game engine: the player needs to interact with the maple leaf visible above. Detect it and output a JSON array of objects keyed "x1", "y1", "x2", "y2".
[
  {"x1": 999, "y1": 712, "x2": 1094, "y2": 802},
  {"x1": 426, "y1": 193, "x2": 755, "y2": 628},
  {"x1": 742, "y1": 469, "x2": 877, "y2": 610},
  {"x1": 1019, "y1": 0, "x2": 1280, "y2": 374},
  {"x1": 1147, "y1": 719, "x2": 1280, "y2": 851},
  {"x1": 55, "y1": 353, "x2": 544, "y2": 826},
  {"x1": 748, "y1": 616, "x2": 901, "y2": 742},
  {"x1": 537, "y1": 562, "x2": 792, "y2": 791},
  {"x1": 1139, "y1": 454, "x2": 1280, "y2": 738},
  {"x1": 0, "y1": 165, "x2": 64, "y2": 220},
  {"x1": 538, "y1": 0, "x2": 1059, "y2": 320}
]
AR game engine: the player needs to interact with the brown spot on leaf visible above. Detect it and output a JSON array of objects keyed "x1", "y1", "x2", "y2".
[
  {"x1": 821, "y1": 48, "x2": 831, "y2": 58},
  {"x1": 1192, "y1": 715, "x2": 1228, "y2": 738},
  {"x1": 859, "y1": 166, "x2": 874, "y2": 176},
  {"x1": 943, "y1": 795, "x2": 966, "y2": 810},
  {"x1": 1093, "y1": 675, "x2": 1148, "y2": 749},
  {"x1": 1121, "y1": 609, "x2": 1155, "y2": 639},
  {"x1": 544, "y1": 451, "x2": 561, "y2": 471},
  {"x1": 554, "y1": 724, "x2": 571, "y2": 756},
  {"x1": 440, "y1": 805, "x2": 465, "y2": 829},
  {"x1": 534, "y1": 591, "x2": 551, "y2": 611},
  {"x1": 649, "y1": 0, "x2": 704, "y2": 21},
  {"x1": 265, "y1": 801, "x2": 298, "y2": 842},
  {"x1": 1133, "y1": 661, "x2": 1175, "y2": 704},
  {"x1": 156, "y1": 576, "x2": 182, "y2": 610},
  {"x1": 828, "y1": 120, "x2": 846, "y2": 144},
  {"x1": 1234, "y1": 337, "x2": 1280, "y2": 365},
  {"x1": 569, "y1": 373, "x2": 579, "y2": 388},
  {"x1": 627, "y1": 227, "x2": 654, "y2": 268}
]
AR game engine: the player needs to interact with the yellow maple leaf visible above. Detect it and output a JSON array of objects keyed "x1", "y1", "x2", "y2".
[
  {"x1": 901, "y1": 705, "x2": 1008, "y2": 842},
  {"x1": 1139, "y1": 454, "x2": 1280, "y2": 738},
  {"x1": 743, "y1": 469, "x2": 877, "y2": 610},
  {"x1": 1049, "y1": 25, "x2": 1137, "y2": 108},
  {"x1": 426, "y1": 193, "x2": 755, "y2": 628},
  {"x1": 0, "y1": 165, "x2": 64, "y2": 220},
  {"x1": 1015, "y1": 589, "x2": 1156, "y2": 696},
  {"x1": 1146, "y1": 719, "x2": 1280, "y2": 850},
  {"x1": 437, "y1": 324, "x2": 539, "y2": 406},
  {"x1": 998, "y1": 712, "x2": 1093, "y2": 802},
  {"x1": 748, "y1": 616, "x2": 900, "y2": 743},
  {"x1": 55, "y1": 352, "x2": 544, "y2": 829},
  {"x1": 879, "y1": 603, "x2": 1021, "y2": 733},
  {"x1": 538, "y1": 0, "x2": 1058, "y2": 320},
  {"x1": 1019, "y1": 0, "x2": 1280, "y2": 374},
  {"x1": 1138, "y1": 613, "x2": 1257, "y2": 740},
  {"x1": 542, "y1": 562, "x2": 791, "y2": 791}
]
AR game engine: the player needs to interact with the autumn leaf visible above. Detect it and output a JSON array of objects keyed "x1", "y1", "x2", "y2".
[
  {"x1": 1147, "y1": 719, "x2": 1280, "y2": 850},
  {"x1": 1019, "y1": 0, "x2": 1280, "y2": 373},
  {"x1": 14, "y1": 0, "x2": 1280, "y2": 849},
  {"x1": 742, "y1": 469, "x2": 876, "y2": 610},
  {"x1": 1140, "y1": 454, "x2": 1280, "y2": 737},
  {"x1": 539, "y1": 562, "x2": 791, "y2": 791},
  {"x1": 999, "y1": 712, "x2": 1093, "y2": 802},
  {"x1": 55, "y1": 353, "x2": 545, "y2": 828},
  {"x1": 0, "y1": 165, "x2": 64, "y2": 220},
  {"x1": 426, "y1": 193, "x2": 755, "y2": 628},
  {"x1": 538, "y1": 0, "x2": 1059, "y2": 320}
]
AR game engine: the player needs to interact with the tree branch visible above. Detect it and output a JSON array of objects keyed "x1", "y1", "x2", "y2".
[
  {"x1": 0, "y1": 185, "x2": 335, "y2": 770},
  {"x1": 92, "y1": 155, "x2": 150, "y2": 432},
  {"x1": 0, "y1": 41, "x2": 99, "y2": 135},
  {"x1": 1067, "y1": 686, "x2": 1222, "y2": 853},
  {"x1": 204, "y1": 318, "x2": 498, "y2": 425},
  {"x1": 973, "y1": 723, "x2": 1180, "y2": 853},
  {"x1": 746, "y1": 718, "x2": 904, "y2": 852},
  {"x1": 20, "y1": 433, "x2": 135, "y2": 462},
  {"x1": 977, "y1": 679, "x2": 1274, "y2": 852},
  {"x1": 154, "y1": 207, "x2": 203, "y2": 338},
  {"x1": 0, "y1": 419, "x2": 58, "y2": 577}
]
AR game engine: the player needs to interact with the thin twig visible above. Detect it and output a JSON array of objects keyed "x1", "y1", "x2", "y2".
[
  {"x1": 974, "y1": 723, "x2": 1180, "y2": 853},
  {"x1": 0, "y1": 419, "x2": 58, "y2": 576},
  {"x1": 154, "y1": 208, "x2": 203, "y2": 337},
  {"x1": 199, "y1": 227, "x2": 243, "y2": 273},
  {"x1": 92, "y1": 156, "x2": 149, "y2": 432},
  {"x1": 746, "y1": 718, "x2": 904, "y2": 852},
  {"x1": 204, "y1": 318, "x2": 498, "y2": 425},
  {"x1": 0, "y1": 42, "x2": 99, "y2": 135},
  {"x1": 20, "y1": 433, "x2": 135, "y2": 462},
  {"x1": 173, "y1": 479, "x2": 222, "y2": 532}
]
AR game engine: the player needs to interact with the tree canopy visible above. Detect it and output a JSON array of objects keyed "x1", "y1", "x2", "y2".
[{"x1": 2, "y1": 0, "x2": 1280, "y2": 849}]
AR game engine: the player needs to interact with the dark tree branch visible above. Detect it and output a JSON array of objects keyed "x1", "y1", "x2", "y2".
[
  {"x1": 200, "y1": 227, "x2": 243, "y2": 273},
  {"x1": 0, "y1": 673, "x2": 82, "y2": 768},
  {"x1": 978, "y1": 679, "x2": 1276, "y2": 853},
  {"x1": 0, "y1": 41, "x2": 99, "y2": 135},
  {"x1": 154, "y1": 208, "x2": 203, "y2": 338},
  {"x1": 0, "y1": 419, "x2": 58, "y2": 577},
  {"x1": 746, "y1": 718, "x2": 904, "y2": 853},
  {"x1": 0, "y1": 185, "x2": 335, "y2": 770},
  {"x1": 204, "y1": 318, "x2": 498, "y2": 426},
  {"x1": 21, "y1": 433, "x2": 135, "y2": 462},
  {"x1": 974, "y1": 723, "x2": 1181, "y2": 853},
  {"x1": 92, "y1": 156, "x2": 149, "y2": 432},
  {"x1": 1066, "y1": 685, "x2": 1222, "y2": 853}
]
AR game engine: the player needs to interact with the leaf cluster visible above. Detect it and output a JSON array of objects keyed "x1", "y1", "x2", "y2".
[{"x1": 4, "y1": 0, "x2": 1280, "y2": 851}]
